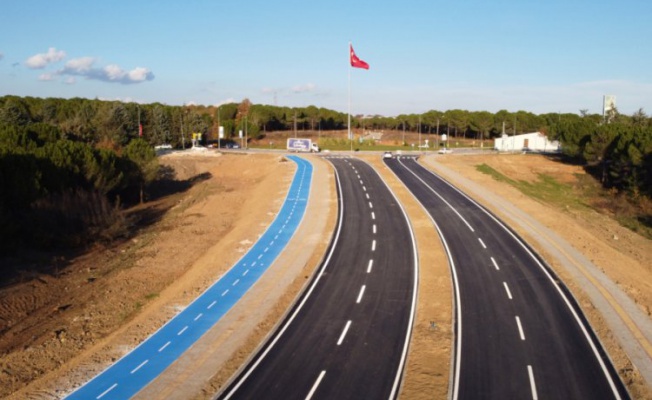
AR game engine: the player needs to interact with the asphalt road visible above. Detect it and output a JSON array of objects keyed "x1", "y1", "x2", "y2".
[
  {"x1": 385, "y1": 155, "x2": 629, "y2": 400},
  {"x1": 218, "y1": 156, "x2": 417, "y2": 400}
]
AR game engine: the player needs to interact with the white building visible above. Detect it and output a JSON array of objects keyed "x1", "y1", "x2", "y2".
[{"x1": 494, "y1": 132, "x2": 560, "y2": 153}]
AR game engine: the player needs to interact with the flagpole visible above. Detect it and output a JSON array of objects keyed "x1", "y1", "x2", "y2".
[{"x1": 348, "y1": 42, "x2": 352, "y2": 152}]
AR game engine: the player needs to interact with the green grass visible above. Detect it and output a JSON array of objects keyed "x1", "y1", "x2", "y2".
[
  {"x1": 475, "y1": 164, "x2": 586, "y2": 210},
  {"x1": 475, "y1": 163, "x2": 652, "y2": 239}
]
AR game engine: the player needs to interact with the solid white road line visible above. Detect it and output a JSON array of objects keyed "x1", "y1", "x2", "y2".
[
  {"x1": 503, "y1": 282, "x2": 513, "y2": 299},
  {"x1": 367, "y1": 259, "x2": 373, "y2": 273},
  {"x1": 356, "y1": 285, "x2": 366, "y2": 303},
  {"x1": 96, "y1": 383, "x2": 117, "y2": 399},
  {"x1": 371, "y1": 240, "x2": 376, "y2": 251},
  {"x1": 527, "y1": 365, "x2": 538, "y2": 400},
  {"x1": 305, "y1": 370, "x2": 326, "y2": 400},
  {"x1": 337, "y1": 320, "x2": 352, "y2": 345},
  {"x1": 478, "y1": 238, "x2": 487, "y2": 249},
  {"x1": 158, "y1": 341, "x2": 171, "y2": 352},
  {"x1": 178, "y1": 326, "x2": 188, "y2": 336},
  {"x1": 130, "y1": 359, "x2": 148, "y2": 374},
  {"x1": 516, "y1": 316, "x2": 525, "y2": 340},
  {"x1": 491, "y1": 257, "x2": 500, "y2": 270}
]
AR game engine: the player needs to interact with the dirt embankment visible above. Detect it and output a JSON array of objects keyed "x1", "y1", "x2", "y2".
[{"x1": 1, "y1": 151, "x2": 301, "y2": 399}]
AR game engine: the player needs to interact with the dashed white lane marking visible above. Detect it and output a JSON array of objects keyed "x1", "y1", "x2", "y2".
[
  {"x1": 158, "y1": 341, "x2": 171, "y2": 352},
  {"x1": 367, "y1": 259, "x2": 373, "y2": 273},
  {"x1": 491, "y1": 257, "x2": 500, "y2": 270},
  {"x1": 243, "y1": 269, "x2": 249, "y2": 276},
  {"x1": 337, "y1": 320, "x2": 352, "y2": 345},
  {"x1": 274, "y1": 234, "x2": 279, "y2": 240},
  {"x1": 258, "y1": 254, "x2": 263, "y2": 260},
  {"x1": 371, "y1": 211, "x2": 376, "y2": 220},
  {"x1": 207, "y1": 300, "x2": 217, "y2": 309},
  {"x1": 194, "y1": 313, "x2": 203, "y2": 321},
  {"x1": 96, "y1": 383, "x2": 117, "y2": 399},
  {"x1": 373, "y1": 224, "x2": 377, "y2": 234},
  {"x1": 478, "y1": 238, "x2": 487, "y2": 249},
  {"x1": 130, "y1": 359, "x2": 148, "y2": 374},
  {"x1": 503, "y1": 282, "x2": 513, "y2": 299},
  {"x1": 362, "y1": 186, "x2": 367, "y2": 191},
  {"x1": 516, "y1": 316, "x2": 525, "y2": 340},
  {"x1": 306, "y1": 370, "x2": 326, "y2": 400},
  {"x1": 264, "y1": 247, "x2": 269, "y2": 252},
  {"x1": 269, "y1": 240, "x2": 274, "y2": 246},
  {"x1": 233, "y1": 279, "x2": 240, "y2": 286},
  {"x1": 222, "y1": 289, "x2": 229, "y2": 296},
  {"x1": 527, "y1": 365, "x2": 538, "y2": 400},
  {"x1": 356, "y1": 285, "x2": 366, "y2": 303},
  {"x1": 178, "y1": 326, "x2": 188, "y2": 336},
  {"x1": 371, "y1": 240, "x2": 376, "y2": 251},
  {"x1": 368, "y1": 201, "x2": 373, "y2": 209},
  {"x1": 251, "y1": 261, "x2": 257, "y2": 267},
  {"x1": 365, "y1": 193, "x2": 370, "y2": 199},
  {"x1": 359, "y1": 180, "x2": 364, "y2": 185}
]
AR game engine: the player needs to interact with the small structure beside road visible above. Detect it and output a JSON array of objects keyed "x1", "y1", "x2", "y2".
[{"x1": 494, "y1": 132, "x2": 560, "y2": 153}]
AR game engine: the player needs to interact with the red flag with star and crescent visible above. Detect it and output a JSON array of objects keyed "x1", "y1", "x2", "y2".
[{"x1": 350, "y1": 44, "x2": 369, "y2": 70}]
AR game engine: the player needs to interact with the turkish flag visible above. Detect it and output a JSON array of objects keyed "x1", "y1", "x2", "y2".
[{"x1": 350, "y1": 44, "x2": 369, "y2": 70}]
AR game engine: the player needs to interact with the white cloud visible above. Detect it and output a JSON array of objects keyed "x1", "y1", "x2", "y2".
[
  {"x1": 25, "y1": 47, "x2": 66, "y2": 69},
  {"x1": 58, "y1": 57, "x2": 154, "y2": 84},
  {"x1": 38, "y1": 73, "x2": 55, "y2": 81},
  {"x1": 63, "y1": 57, "x2": 95, "y2": 73},
  {"x1": 63, "y1": 77, "x2": 76, "y2": 85}
]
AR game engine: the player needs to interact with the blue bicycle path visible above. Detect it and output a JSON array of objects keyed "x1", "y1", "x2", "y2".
[{"x1": 66, "y1": 155, "x2": 312, "y2": 400}]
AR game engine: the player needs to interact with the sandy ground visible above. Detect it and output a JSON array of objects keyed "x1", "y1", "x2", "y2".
[{"x1": 1, "y1": 149, "x2": 650, "y2": 399}]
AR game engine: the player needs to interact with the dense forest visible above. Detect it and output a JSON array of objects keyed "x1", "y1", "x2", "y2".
[{"x1": 1, "y1": 95, "x2": 650, "y2": 251}]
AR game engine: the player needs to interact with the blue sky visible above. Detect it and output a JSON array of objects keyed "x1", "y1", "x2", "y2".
[{"x1": 1, "y1": 0, "x2": 650, "y2": 116}]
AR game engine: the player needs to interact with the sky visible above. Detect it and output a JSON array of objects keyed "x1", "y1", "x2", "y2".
[{"x1": 1, "y1": 0, "x2": 650, "y2": 117}]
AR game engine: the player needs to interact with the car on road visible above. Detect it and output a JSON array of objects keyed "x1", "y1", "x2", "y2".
[
  {"x1": 383, "y1": 151, "x2": 393, "y2": 159},
  {"x1": 438, "y1": 148, "x2": 452, "y2": 154}
]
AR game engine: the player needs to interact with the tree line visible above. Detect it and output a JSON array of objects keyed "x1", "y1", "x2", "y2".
[{"x1": 0, "y1": 95, "x2": 650, "y2": 252}]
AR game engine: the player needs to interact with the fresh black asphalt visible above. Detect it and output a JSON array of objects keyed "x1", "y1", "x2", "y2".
[
  {"x1": 218, "y1": 156, "x2": 417, "y2": 400},
  {"x1": 385, "y1": 155, "x2": 628, "y2": 400}
]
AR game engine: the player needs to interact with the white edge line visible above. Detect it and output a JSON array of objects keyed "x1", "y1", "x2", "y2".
[
  {"x1": 392, "y1": 157, "x2": 461, "y2": 400},
  {"x1": 221, "y1": 157, "x2": 344, "y2": 400},
  {"x1": 416, "y1": 158, "x2": 623, "y2": 399},
  {"x1": 68, "y1": 156, "x2": 315, "y2": 399},
  {"x1": 365, "y1": 157, "x2": 420, "y2": 400}
]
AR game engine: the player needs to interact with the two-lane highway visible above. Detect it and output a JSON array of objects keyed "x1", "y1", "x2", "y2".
[
  {"x1": 219, "y1": 156, "x2": 417, "y2": 400},
  {"x1": 385, "y1": 156, "x2": 628, "y2": 399}
]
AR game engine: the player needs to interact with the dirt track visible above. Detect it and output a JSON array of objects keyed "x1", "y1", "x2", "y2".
[{"x1": 1, "y1": 150, "x2": 650, "y2": 399}]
